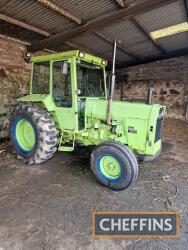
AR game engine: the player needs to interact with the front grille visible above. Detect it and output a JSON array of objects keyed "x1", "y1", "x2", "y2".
[{"x1": 155, "y1": 108, "x2": 164, "y2": 143}]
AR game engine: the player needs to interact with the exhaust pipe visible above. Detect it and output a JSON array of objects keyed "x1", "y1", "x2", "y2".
[
  {"x1": 107, "y1": 40, "x2": 119, "y2": 125},
  {"x1": 146, "y1": 88, "x2": 154, "y2": 105}
]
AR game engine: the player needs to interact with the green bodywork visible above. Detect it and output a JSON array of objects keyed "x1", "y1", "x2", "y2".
[{"x1": 18, "y1": 50, "x2": 165, "y2": 156}]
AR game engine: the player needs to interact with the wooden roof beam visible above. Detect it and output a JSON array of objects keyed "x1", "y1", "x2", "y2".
[
  {"x1": 0, "y1": 13, "x2": 50, "y2": 37},
  {"x1": 28, "y1": 0, "x2": 178, "y2": 52},
  {"x1": 0, "y1": 14, "x2": 105, "y2": 58},
  {"x1": 37, "y1": 0, "x2": 82, "y2": 24}
]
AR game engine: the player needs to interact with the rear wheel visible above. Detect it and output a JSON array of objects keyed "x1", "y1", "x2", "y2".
[
  {"x1": 10, "y1": 104, "x2": 58, "y2": 164},
  {"x1": 90, "y1": 141, "x2": 138, "y2": 191}
]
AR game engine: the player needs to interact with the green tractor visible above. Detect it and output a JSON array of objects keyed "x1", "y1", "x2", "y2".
[{"x1": 10, "y1": 42, "x2": 165, "y2": 191}]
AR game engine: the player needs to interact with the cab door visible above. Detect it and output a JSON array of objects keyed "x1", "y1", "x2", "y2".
[{"x1": 52, "y1": 59, "x2": 78, "y2": 131}]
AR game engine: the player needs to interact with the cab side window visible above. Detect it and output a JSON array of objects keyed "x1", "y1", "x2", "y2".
[
  {"x1": 32, "y1": 61, "x2": 50, "y2": 94},
  {"x1": 53, "y1": 61, "x2": 72, "y2": 107}
]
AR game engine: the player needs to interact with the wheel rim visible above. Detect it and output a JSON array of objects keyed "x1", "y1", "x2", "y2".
[
  {"x1": 15, "y1": 119, "x2": 36, "y2": 151},
  {"x1": 98, "y1": 155, "x2": 121, "y2": 180}
]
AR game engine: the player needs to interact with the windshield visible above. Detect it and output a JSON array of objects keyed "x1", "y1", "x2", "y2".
[
  {"x1": 77, "y1": 60, "x2": 106, "y2": 97},
  {"x1": 32, "y1": 61, "x2": 50, "y2": 94}
]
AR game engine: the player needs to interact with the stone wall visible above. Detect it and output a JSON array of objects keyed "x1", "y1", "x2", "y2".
[
  {"x1": 0, "y1": 37, "x2": 31, "y2": 137},
  {"x1": 115, "y1": 57, "x2": 188, "y2": 118},
  {"x1": 0, "y1": 37, "x2": 49, "y2": 137}
]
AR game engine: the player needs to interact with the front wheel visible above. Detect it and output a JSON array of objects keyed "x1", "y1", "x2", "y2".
[{"x1": 90, "y1": 141, "x2": 139, "y2": 191}]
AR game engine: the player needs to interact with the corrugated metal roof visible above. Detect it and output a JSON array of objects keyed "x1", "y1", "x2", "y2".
[
  {"x1": 53, "y1": 44, "x2": 74, "y2": 52},
  {"x1": 70, "y1": 32, "x2": 112, "y2": 53},
  {"x1": 69, "y1": 32, "x2": 135, "y2": 63},
  {"x1": 0, "y1": 20, "x2": 44, "y2": 43},
  {"x1": 126, "y1": 40, "x2": 161, "y2": 58},
  {"x1": 0, "y1": 0, "x2": 77, "y2": 34},
  {"x1": 53, "y1": 0, "x2": 139, "y2": 22},
  {"x1": 97, "y1": 19, "x2": 147, "y2": 48},
  {"x1": 53, "y1": 0, "x2": 118, "y2": 23},
  {"x1": 115, "y1": 49, "x2": 135, "y2": 63},
  {"x1": 0, "y1": 0, "x2": 188, "y2": 67},
  {"x1": 157, "y1": 32, "x2": 188, "y2": 52},
  {"x1": 135, "y1": 0, "x2": 186, "y2": 32}
]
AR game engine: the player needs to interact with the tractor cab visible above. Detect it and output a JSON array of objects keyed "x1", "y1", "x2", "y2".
[{"x1": 26, "y1": 50, "x2": 107, "y2": 132}]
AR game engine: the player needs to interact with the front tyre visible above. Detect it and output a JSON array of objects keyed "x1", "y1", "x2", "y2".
[
  {"x1": 90, "y1": 141, "x2": 138, "y2": 191},
  {"x1": 10, "y1": 104, "x2": 58, "y2": 164}
]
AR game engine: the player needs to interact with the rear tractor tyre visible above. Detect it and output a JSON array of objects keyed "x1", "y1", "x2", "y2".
[
  {"x1": 90, "y1": 141, "x2": 139, "y2": 191},
  {"x1": 10, "y1": 104, "x2": 59, "y2": 164}
]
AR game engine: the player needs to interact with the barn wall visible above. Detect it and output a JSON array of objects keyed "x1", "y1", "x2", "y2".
[
  {"x1": 0, "y1": 37, "x2": 31, "y2": 137},
  {"x1": 115, "y1": 57, "x2": 188, "y2": 119},
  {"x1": 0, "y1": 37, "x2": 188, "y2": 137},
  {"x1": 0, "y1": 37, "x2": 47, "y2": 137}
]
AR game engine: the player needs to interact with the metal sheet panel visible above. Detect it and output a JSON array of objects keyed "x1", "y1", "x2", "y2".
[
  {"x1": 0, "y1": 0, "x2": 77, "y2": 35},
  {"x1": 69, "y1": 32, "x2": 115, "y2": 61},
  {"x1": 157, "y1": 32, "x2": 188, "y2": 52},
  {"x1": 52, "y1": 0, "x2": 118, "y2": 22},
  {"x1": 69, "y1": 32, "x2": 134, "y2": 63},
  {"x1": 53, "y1": 44, "x2": 74, "y2": 52},
  {"x1": 53, "y1": 0, "x2": 139, "y2": 22},
  {"x1": 70, "y1": 32, "x2": 112, "y2": 53},
  {"x1": 97, "y1": 19, "x2": 147, "y2": 48},
  {"x1": 102, "y1": 48, "x2": 134, "y2": 63},
  {"x1": 126, "y1": 40, "x2": 161, "y2": 58},
  {"x1": 135, "y1": 0, "x2": 186, "y2": 32},
  {"x1": 0, "y1": 0, "x2": 187, "y2": 66},
  {"x1": 0, "y1": 20, "x2": 44, "y2": 43}
]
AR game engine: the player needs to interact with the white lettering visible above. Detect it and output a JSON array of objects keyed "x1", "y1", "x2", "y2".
[
  {"x1": 111, "y1": 218, "x2": 122, "y2": 231},
  {"x1": 148, "y1": 218, "x2": 152, "y2": 231},
  {"x1": 164, "y1": 219, "x2": 173, "y2": 231},
  {"x1": 131, "y1": 219, "x2": 139, "y2": 231},
  {"x1": 153, "y1": 219, "x2": 164, "y2": 231},
  {"x1": 122, "y1": 219, "x2": 130, "y2": 231},
  {"x1": 140, "y1": 218, "x2": 148, "y2": 231},
  {"x1": 99, "y1": 218, "x2": 110, "y2": 232}
]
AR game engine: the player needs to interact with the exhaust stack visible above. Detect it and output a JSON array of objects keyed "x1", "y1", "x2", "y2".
[
  {"x1": 146, "y1": 88, "x2": 154, "y2": 105},
  {"x1": 107, "y1": 40, "x2": 119, "y2": 125}
]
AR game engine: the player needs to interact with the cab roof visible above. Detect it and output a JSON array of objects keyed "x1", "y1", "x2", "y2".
[{"x1": 31, "y1": 50, "x2": 107, "y2": 66}]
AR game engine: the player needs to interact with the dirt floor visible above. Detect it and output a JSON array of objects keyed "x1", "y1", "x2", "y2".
[{"x1": 0, "y1": 118, "x2": 187, "y2": 250}]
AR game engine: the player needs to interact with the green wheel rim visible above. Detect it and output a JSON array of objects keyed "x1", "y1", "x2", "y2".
[
  {"x1": 16, "y1": 119, "x2": 36, "y2": 151},
  {"x1": 99, "y1": 155, "x2": 121, "y2": 180}
]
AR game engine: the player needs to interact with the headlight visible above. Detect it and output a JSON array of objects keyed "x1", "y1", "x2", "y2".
[
  {"x1": 24, "y1": 52, "x2": 32, "y2": 63},
  {"x1": 79, "y1": 51, "x2": 85, "y2": 58},
  {"x1": 101, "y1": 59, "x2": 107, "y2": 65}
]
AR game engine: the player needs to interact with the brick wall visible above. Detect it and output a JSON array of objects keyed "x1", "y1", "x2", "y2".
[{"x1": 115, "y1": 57, "x2": 188, "y2": 118}]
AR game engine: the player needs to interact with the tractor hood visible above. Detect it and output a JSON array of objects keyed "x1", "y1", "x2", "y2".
[
  {"x1": 86, "y1": 99, "x2": 163, "y2": 121},
  {"x1": 85, "y1": 99, "x2": 165, "y2": 155}
]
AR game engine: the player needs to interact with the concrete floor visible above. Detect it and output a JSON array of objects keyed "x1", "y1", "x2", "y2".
[{"x1": 0, "y1": 118, "x2": 187, "y2": 250}]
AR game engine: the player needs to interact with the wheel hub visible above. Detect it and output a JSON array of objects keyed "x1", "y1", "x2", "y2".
[
  {"x1": 99, "y1": 155, "x2": 121, "y2": 180},
  {"x1": 15, "y1": 119, "x2": 36, "y2": 151}
]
